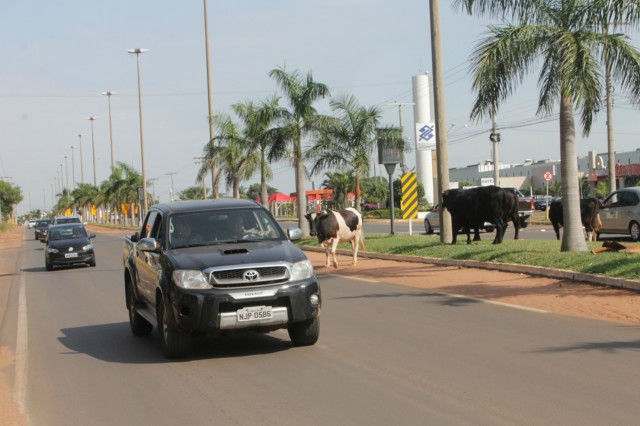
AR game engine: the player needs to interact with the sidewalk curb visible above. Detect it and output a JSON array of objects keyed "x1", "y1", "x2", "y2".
[{"x1": 301, "y1": 246, "x2": 640, "y2": 292}]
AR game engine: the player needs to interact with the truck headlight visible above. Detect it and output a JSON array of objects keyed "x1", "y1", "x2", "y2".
[
  {"x1": 172, "y1": 270, "x2": 212, "y2": 289},
  {"x1": 48, "y1": 247, "x2": 59, "y2": 254},
  {"x1": 290, "y1": 260, "x2": 314, "y2": 281},
  {"x1": 82, "y1": 243, "x2": 94, "y2": 251}
]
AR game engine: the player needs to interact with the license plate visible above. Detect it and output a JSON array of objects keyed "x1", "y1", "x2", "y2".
[
  {"x1": 237, "y1": 306, "x2": 272, "y2": 322},
  {"x1": 65, "y1": 253, "x2": 78, "y2": 258}
]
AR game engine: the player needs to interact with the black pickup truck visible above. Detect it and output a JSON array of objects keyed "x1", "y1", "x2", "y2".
[{"x1": 123, "y1": 199, "x2": 321, "y2": 358}]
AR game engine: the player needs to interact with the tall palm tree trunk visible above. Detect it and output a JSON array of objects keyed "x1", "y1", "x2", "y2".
[
  {"x1": 261, "y1": 151, "x2": 269, "y2": 209},
  {"x1": 355, "y1": 173, "x2": 361, "y2": 212},
  {"x1": 295, "y1": 140, "x2": 309, "y2": 235},
  {"x1": 559, "y1": 96, "x2": 587, "y2": 252}
]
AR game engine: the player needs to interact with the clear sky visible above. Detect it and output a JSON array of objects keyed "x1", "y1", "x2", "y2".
[{"x1": 2, "y1": 0, "x2": 639, "y2": 216}]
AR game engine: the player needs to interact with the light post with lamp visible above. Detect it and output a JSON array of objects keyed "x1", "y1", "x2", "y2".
[
  {"x1": 102, "y1": 91, "x2": 117, "y2": 170},
  {"x1": 128, "y1": 48, "x2": 149, "y2": 214},
  {"x1": 86, "y1": 117, "x2": 98, "y2": 186}
]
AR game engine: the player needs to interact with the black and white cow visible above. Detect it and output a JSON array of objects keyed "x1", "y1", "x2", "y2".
[
  {"x1": 304, "y1": 210, "x2": 326, "y2": 236},
  {"x1": 548, "y1": 197, "x2": 602, "y2": 241},
  {"x1": 441, "y1": 186, "x2": 519, "y2": 245},
  {"x1": 311, "y1": 208, "x2": 365, "y2": 268}
]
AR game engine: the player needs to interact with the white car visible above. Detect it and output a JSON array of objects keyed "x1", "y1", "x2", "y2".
[
  {"x1": 53, "y1": 216, "x2": 83, "y2": 225},
  {"x1": 423, "y1": 205, "x2": 495, "y2": 235}
]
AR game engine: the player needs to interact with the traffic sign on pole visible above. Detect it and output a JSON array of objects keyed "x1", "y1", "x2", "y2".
[{"x1": 401, "y1": 172, "x2": 419, "y2": 220}]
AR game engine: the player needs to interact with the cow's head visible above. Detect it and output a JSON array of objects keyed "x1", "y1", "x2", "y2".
[
  {"x1": 441, "y1": 189, "x2": 460, "y2": 211},
  {"x1": 304, "y1": 211, "x2": 318, "y2": 236}
]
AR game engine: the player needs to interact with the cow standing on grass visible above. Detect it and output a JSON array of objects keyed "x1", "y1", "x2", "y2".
[
  {"x1": 311, "y1": 208, "x2": 365, "y2": 268},
  {"x1": 441, "y1": 186, "x2": 518, "y2": 245},
  {"x1": 548, "y1": 198, "x2": 602, "y2": 241}
]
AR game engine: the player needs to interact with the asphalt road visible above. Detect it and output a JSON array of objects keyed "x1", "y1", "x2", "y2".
[{"x1": 6, "y1": 229, "x2": 640, "y2": 425}]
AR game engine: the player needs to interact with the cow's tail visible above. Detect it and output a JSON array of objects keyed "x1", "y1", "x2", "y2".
[{"x1": 359, "y1": 225, "x2": 366, "y2": 250}]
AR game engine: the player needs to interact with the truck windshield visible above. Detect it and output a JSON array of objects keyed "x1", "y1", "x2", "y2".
[{"x1": 169, "y1": 209, "x2": 283, "y2": 248}]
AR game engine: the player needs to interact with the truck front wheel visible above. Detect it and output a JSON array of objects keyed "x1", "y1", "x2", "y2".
[
  {"x1": 288, "y1": 316, "x2": 320, "y2": 346},
  {"x1": 158, "y1": 298, "x2": 191, "y2": 358}
]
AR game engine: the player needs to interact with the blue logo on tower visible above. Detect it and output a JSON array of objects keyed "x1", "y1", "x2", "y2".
[{"x1": 418, "y1": 124, "x2": 435, "y2": 143}]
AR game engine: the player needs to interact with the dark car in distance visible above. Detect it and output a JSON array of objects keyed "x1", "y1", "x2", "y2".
[
  {"x1": 34, "y1": 218, "x2": 52, "y2": 241},
  {"x1": 45, "y1": 224, "x2": 96, "y2": 271}
]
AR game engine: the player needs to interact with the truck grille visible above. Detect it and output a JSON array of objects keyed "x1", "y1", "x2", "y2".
[{"x1": 205, "y1": 264, "x2": 289, "y2": 288}]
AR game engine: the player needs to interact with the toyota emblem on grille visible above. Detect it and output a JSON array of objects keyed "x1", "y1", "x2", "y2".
[
  {"x1": 68, "y1": 247, "x2": 74, "y2": 252},
  {"x1": 243, "y1": 270, "x2": 259, "y2": 281}
]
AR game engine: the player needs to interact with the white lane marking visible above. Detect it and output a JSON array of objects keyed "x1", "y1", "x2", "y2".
[
  {"x1": 331, "y1": 274, "x2": 380, "y2": 283},
  {"x1": 14, "y1": 268, "x2": 28, "y2": 414},
  {"x1": 439, "y1": 291, "x2": 549, "y2": 313},
  {"x1": 328, "y1": 275, "x2": 549, "y2": 314}
]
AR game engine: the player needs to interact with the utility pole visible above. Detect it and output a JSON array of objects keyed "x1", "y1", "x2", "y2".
[
  {"x1": 194, "y1": 157, "x2": 208, "y2": 199},
  {"x1": 429, "y1": 0, "x2": 451, "y2": 243},
  {"x1": 490, "y1": 103, "x2": 500, "y2": 187},
  {"x1": 165, "y1": 172, "x2": 177, "y2": 202},
  {"x1": 386, "y1": 101, "x2": 415, "y2": 173},
  {"x1": 148, "y1": 178, "x2": 158, "y2": 204}
]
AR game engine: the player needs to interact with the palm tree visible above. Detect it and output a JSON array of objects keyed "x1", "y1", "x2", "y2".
[
  {"x1": 102, "y1": 162, "x2": 143, "y2": 225},
  {"x1": 268, "y1": 66, "x2": 330, "y2": 235},
  {"x1": 361, "y1": 176, "x2": 389, "y2": 206},
  {"x1": 204, "y1": 114, "x2": 261, "y2": 198},
  {"x1": 321, "y1": 170, "x2": 355, "y2": 209},
  {"x1": 454, "y1": 0, "x2": 640, "y2": 252},
  {"x1": 231, "y1": 95, "x2": 286, "y2": 209},
  {"x1": 590, "y1": 0, "x2": 640, "y2": 193},
  {"x1": 72, "y1": 183, "x2": 99, "y2": 223},
  {"x1": 305, "y1": 94, "x2": 384, "y2": 212},
  {"x1": 178, "y1": 185, "x2": 207, "y2": 200}
]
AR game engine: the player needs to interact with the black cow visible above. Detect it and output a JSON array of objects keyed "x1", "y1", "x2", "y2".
[
  {"x1": 441, "y1": 186, "x2": 519, "y2": 245},
  {"x1": 311, "y1": 208, "x2": 365, "y2": 268},
  {"x1": 548, "y1": 197, "x2": 602, "y2": 241}
]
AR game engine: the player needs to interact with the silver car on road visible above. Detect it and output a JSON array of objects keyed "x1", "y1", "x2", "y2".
[{"x1": 598, "y1": 186, "x2": 640, "y2": 241}]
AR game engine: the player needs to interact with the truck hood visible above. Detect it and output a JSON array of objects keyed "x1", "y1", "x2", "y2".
[{"x1": 166, "y1": 240, "x2": 308, "y2": 270}]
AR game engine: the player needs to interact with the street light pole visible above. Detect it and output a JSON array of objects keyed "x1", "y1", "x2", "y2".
[
  {"x1": 64, "y1": 155, "x2": 70, "y2": 204},
  {"x1": 203, "y1": 0, "x2": 217, "y2": 198},
  {"x1": 128, "y1": 48, "x2": 149, "y2": 214},
  {"x1": 166, "y1": 172, "x2": 177, "y2": 202},
  {"x1": 102, "y1": 91, "x2": 117, "y2": 170},
  {"x1": 70, "y1": 145, "x2": 76, "y2": 190},
  {"x1": 59, "y1": 163, "x2": 64, "y2": 209},
  {"x1": 77, "y1": 134, "x2": 85, "y2": 184},
  {"x1": 86, "y1": 117, "x2": 98, "y2": 186}
]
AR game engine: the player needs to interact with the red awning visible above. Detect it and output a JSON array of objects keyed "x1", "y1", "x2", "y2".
[{"x1": 268, "y1": 192, "x2": 292, "y2": 203}]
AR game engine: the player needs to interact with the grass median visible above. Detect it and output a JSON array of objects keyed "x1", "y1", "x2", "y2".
[{"x1": 296, "y1": 234, "x2": 640, "y2": 282}]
